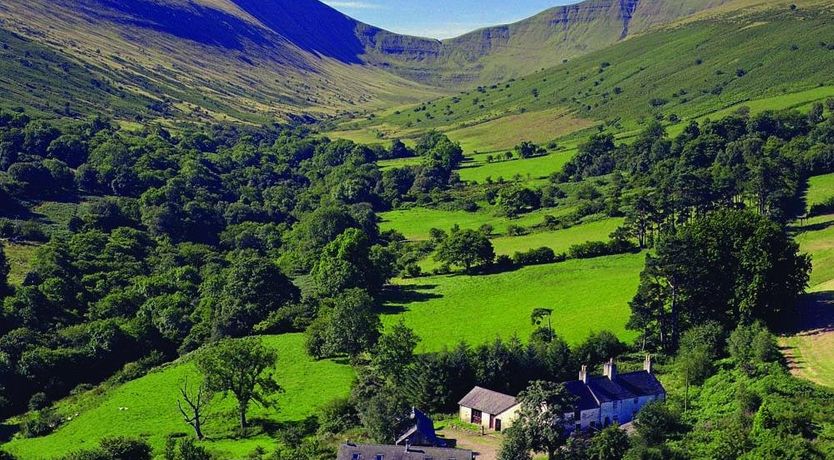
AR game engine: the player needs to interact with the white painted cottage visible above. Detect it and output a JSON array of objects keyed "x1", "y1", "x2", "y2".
[
  {"x1": 458, "y1": 386, "x2": 520, "y2": 432},
  {"x1": 563, "y1": 355, "x2": 665, "y2": 433},
  {"x1": 457, "y1": 356, "x2": 665, "y2": 435}
]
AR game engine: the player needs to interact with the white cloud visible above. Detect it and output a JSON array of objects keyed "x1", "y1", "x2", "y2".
[{"x1": 324, "y1": 1, "x2": 383, "y2": 9}]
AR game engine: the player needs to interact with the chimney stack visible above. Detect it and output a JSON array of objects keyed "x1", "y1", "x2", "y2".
[
  {"x1": 603, "y1": 358, "x2": 617, "y2": 380},
  {"x1": 579, "y1": 365, "x2": 588, "y2": 383},
  {"x1": 644, "y1": 354, "x2": 653, "y2": 374}
]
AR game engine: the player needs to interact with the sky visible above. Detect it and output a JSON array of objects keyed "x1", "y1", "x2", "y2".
[{"x1": 322, "y1": 1, "x2": 576, "y2": 39}]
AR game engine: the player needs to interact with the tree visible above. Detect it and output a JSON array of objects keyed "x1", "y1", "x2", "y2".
[
  {"x1": 195, "y1": 338, "x2": 281, "y2": 432},
  {"x1": 310, "y1": 228, "x2": 393, "y2": 297},
  {"x1": 164, "y1": 437, "x2": 212, "y2": 460},
  {"x1": 498, "y1": 427, "x2": 533, "y2": 460},
  {"x1": 176, "y1": 377, "x2": 212, "y2": 440},
  {"x1": 505, "y1": 380, "x2": 577, "y2": 459},
  {"x1": 371, "y1": 321, "x2": 419, "y2": 384},
  {"x1": 516, "y1": 141, "x2": 545, "y2": 159},
  {"x1": 628, "y1": 210, "x2": 810, "y2": 351},
  {"x1": 531, "y1": 308, "x2": 554, "y2": 342},
  {"x1": 208, "y1": 255, "x2": 299, "y2": 338},
  {"x1": 306, "y1": 289, "x2": 380, "y2": 359},
  {"x1": 434, "y1": 229, "x2": 494, "y2": 272},
  {"x1": 588, "y1": 424, "x2": 629, "y2": 460},
  {"x1": 497, "y1": 186, "x2": 541, "y2": 216},
  {"x1": 633, "y1": 401, "x2": 682, "y2": 446}
]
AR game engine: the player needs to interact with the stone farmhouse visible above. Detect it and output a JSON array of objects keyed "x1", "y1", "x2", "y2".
[{"x1": 458, "y1": 355, "x2": 665, "y2": 433}]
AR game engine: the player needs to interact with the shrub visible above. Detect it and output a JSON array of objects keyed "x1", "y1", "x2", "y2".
[
  {"x1": 318, "y1": 397, "x2": 359, "y2": 435},
  {"x1": 28, "y1": 392, "x2": 49, "y2": 411},
  {"x1": 568, "y1": 239, "x2": 638, "y2": 260},
  {"x1": 512, "y1": 247, "x2": 561, "y2": 266},
  {"x1": 20, "y1": 408, "x2": 62, "y2": 438},
  {"x1": 506, "y1": 225, "x2": 527, "y2": 236}
]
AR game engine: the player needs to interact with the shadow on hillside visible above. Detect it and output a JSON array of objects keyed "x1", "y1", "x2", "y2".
[
  {"x1": 0, "y1": 422, "x2": 18, "y2": 443},
  {"x1": 790, "y1": 216, "x2": 834, "y2": 233},
  {"x1": 378, "y1": 284, "x2": 442, "y2": 315},
  {"x1": 783, "y1": 291, "x2": 834, "y2": 335}
]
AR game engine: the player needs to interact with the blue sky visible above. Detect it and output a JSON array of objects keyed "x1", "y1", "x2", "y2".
[{"x1": 322, "y1": 1, "x2": 576, "y2": 39}]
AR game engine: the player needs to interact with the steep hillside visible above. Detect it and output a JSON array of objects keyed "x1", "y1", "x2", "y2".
[
  {"x1": 0, "y1": 0, "x2": 743, "y2": 122},
  {"x1": 338, "y1": 1, "x2": 834, "y2": 151},
  {"x1": 0, "y1": 0, "x2": 444, "y2": 123}
]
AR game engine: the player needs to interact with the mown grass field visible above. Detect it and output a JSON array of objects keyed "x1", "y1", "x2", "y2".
[
  {"x1": 379, "y1": 206, "x2": 575, "y2": 241},
  {"x1": 491, "y1": 218, "x2": 624, "y2": 256},
  {"x1": 383, "y1": 253, "x2": 644, "y2": 352},
  {"x1": 3, "y1": 334, "x2": 355, "y2": 459}
]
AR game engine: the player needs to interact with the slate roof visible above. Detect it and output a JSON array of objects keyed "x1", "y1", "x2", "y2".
[
  {"x1": 458, "y1": 386, "x2": 518, "y2": 415},
  {"x1": 396, "y1": 408, "x2": 446, "y2": 447},
  {"x1": 338, "y1": 444, "x2": 473, "y2": 460},
  {"x1": 564, "y1": 371, "x2": 665, "y2": 411}
]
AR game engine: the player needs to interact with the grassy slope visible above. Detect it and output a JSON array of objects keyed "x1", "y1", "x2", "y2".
[
  {"x1": 3, "y1": 243, "x2": 37, "y2": 286},
  {"x1": 379, "y1": 206, "x2": 576, "y2": 241},
  {"x1": 383, "y1": 253, "x2": 644, "y2": 352},
  {"x1": 781, "y1": 173, "x2": 834, "y2": 388},
  {"x1": 336, "y1": 3, "x2": 834, "y2": 148},
  {"x1": 0, "y1": 0, "x2": 444, "y2": 123},
  {"x1": 491, "y1": 218, "x2": 624, "y2": 256},
  {"x1": 3, "y1": 334, "x2": 354, "y2": 459}
]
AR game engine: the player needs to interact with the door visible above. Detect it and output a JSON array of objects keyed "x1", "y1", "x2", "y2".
[
  {"x1": 495, "y1": 418, "x2": 502, "y2": 432},
  {"x1": 489, "y1": 414, "x2": 495, "y2": 429}
]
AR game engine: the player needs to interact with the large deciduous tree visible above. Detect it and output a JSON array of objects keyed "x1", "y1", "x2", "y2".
[
  {"x1": 500, "y1": 380, "x2": 576, "y2": 460},
  {"x1": 195, "y1": 337, "x2": 281, "y2": 432},
  {"x1": 434, "y1": 229, "x2": 494, "y2": 272}
]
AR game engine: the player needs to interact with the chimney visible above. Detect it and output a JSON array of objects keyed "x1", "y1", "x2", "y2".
[
  {"x1": 603, "y1": 358, "x2": 617, "y2": 380},
  {"x1": 644, "y1": 354, "x2": 653, "y2": 374},
  {"x1": 579, "y1": 365, "x2": 588, "y2": 383}
]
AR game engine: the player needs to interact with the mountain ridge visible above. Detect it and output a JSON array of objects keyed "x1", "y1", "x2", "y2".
[{"x1": 0, "y1": 0, "x2": 748, "y2": 121}]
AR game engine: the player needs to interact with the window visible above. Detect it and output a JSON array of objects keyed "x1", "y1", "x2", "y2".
[
  {"x1": 633, "y1": 398, "x2": 639, "y2": 404},
  {"x1": 351, "y1": 454, "x2": 361, "y2": 460},
  {"x1": 376, "y1": 455, "x2": 384, "y2": 460},
  {"x1": 470, "y1": 409, "x2": 482, "y2": 424}
]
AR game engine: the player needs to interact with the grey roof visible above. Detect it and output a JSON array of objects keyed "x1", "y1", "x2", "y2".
[
  {"x1": 458, "y1": 386, "x2": 518, "y2": 415},
  {"x1": 338, "y1": 444, "x2": 472, "y2": 460},
  {"x1": 563, "y1": 370, "x2": 665, "y2": 411}
]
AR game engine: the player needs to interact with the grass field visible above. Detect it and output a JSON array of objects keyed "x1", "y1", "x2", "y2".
[
  {"x1": 445, "y1": 108, "x2": 594, "y2": 153},
  {"x1": 806, "y1": 173, "x2": 834, "y2": 210},
  {"x1": 491, "y1": 218, "x2": 624, "y2": 256},
  {"x1": 782, "y1": 173, "x2": 834, "y2": 388},
  {"x1": 379, "y1": 206, "x2": 576, "y2": 241},
  {"x1": 382, "y1": 253, "x2": 644, "y2": 352},
  {"x1": 3, "y1": 334, "x2": 355, "y2": 459},
  {"x1": 457, "y1": 150, "x2": 577, "y2": 184}
]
